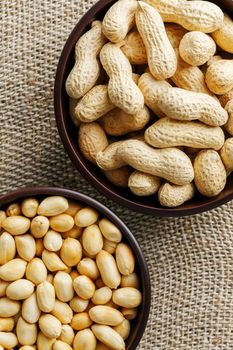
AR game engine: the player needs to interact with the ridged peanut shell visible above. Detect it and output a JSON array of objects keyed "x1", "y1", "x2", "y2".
[
  {"x1": 212, "y1": 14, "x2": 233, "y2": 53},
  {"x1": 66, "y1": 21, "x2": 106, "y2": 99},
  {"x1": 205, "y1": 59, "x2": 233, "y2": 94},
  {"x1": 194, "y1": 150, "x2": 227, "y2": 197},
  {"x1": 179, "y1": 31, "x2": 216, "y2": 66},
  {"x1": 145, "y1": 118, "x2": 225, "y2": 150},
  {"x1": 144, "y1": 0, "x2": 224, "y2": 32},
  {"x1": 136, "y1": 2, "x2": 177, "y2": 80},
  {"x1": 100, "y1": 43, "x2": 144, "y2": 114},
  {"x1": 225, "y1": 99, "x2": 233, "y2": 136},
  {"x1": 101, "y1": 106, "x2": 150, "y2": 136},
  {"x1": 103, "y1": 167, "x2": 133, "y2": 188},
  {"x1": 74, "y1": 85, "x2": 115, "y2": 123},
  {"x1": 117, "y1": 139, "x2": 194, "y2": 185},
  {"x1": 138, "y1": 73, "x2": 171, "y2": 117},
  {"x1": 157, "y1": 87, "x2": 228, "y2": 126},
  {"x1": 171, "y1": 51, "x2": 214, "y2": 96},
  {"x1": 128, "y1": 171, "x2": 161, "y2": 196},
  {"x1": 96, "y1": 141, "x2": 127, "y2": 171},
  {"x1": 121, "y1": 31, "x2": 147, "y2": 64},
  {"x1": 102, "y1": 0, "x2": 137, "y2": 43},
  {"x1": 158, "y1": 183, "x2": 195, "y2": 207},
  {"x1": 78, "y1": 122, "x2": 109, "y2": 164},
  {"x1": 165, "y1": 24, "x2": 187, "y2": 48},
  {"x1": 220, "y1": 138, "x2": 233, "y2": 174}
]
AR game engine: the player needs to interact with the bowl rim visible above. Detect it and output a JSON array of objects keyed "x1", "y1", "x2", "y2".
[
  {"x1": 54, "y1": 0, "x2": 233, "y2": 217},
  {"x1": 0, "y1": 186, "x2": 151, "y2": 350}
]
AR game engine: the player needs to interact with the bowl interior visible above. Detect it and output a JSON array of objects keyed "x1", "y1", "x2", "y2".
[
  {"x1": 0, "y1": 186, "x2": 151, "y2": 350},
  {"x1": 54, "y1": 0, "x2": 233, "y2": 217}
]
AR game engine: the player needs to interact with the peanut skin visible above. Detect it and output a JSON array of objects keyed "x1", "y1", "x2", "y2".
[
  {"x1": 156, "y1": 87, "x2": 228, "y2": 126},
  {"x1": 66, "y1": 21, "x2": 106, "y2": 99},
  {"x1": 100, "y1": 43, "x2": 144, "y2": 114},
  {"x1": 135, "y1": 2, "x2": 177, "y2": 80},
  {"x1": 194, "y1": 150, "x2": 227, "y2": 197},
  {"x1": 117, "y1": 139, "x2": 194, "y2": 185},
  {"x1": 143, "y1": 0, "x2": 224, "y2": 33},
  {"x1": 158, "y1": 183, "x2": 195, "y2": 207},
  {"x1": 102, "y1": 0, "x2": 137, "y2": 43},
  {"x1": 145, "y1": 117, "x2": 225, "y2": 150}
]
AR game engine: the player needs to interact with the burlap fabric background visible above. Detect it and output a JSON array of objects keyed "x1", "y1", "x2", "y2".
[{"x1": 1, "y1": 1, "x2": 233, "y2": 349}]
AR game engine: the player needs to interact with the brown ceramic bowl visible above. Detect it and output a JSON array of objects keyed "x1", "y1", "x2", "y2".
[
  {"x1": 0, "y1": 186, "x2": 151, "y2": 349},
  {"x1": 54, "y1": 0, "x2": 233, "y2": 217}
]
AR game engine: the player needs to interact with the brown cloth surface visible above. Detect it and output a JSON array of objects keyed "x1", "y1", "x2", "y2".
[{"x1": 1, "y1": 1, "x2": 233, "y2": 349}]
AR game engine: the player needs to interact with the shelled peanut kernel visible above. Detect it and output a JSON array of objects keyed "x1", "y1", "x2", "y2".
[{"x1": 0, "y1": 196, "x2": 142, "y2": 349}]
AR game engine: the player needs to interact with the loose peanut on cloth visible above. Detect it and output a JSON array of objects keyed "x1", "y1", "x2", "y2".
[
  {"x1": 102, "y1": 0, "x2": 137, "y2": 43},
  {"x1": 211, "y1": 14, "x2": 233, "y2": 54},
  {"x1": 179, "y1": 31, "x2": 216, "y2": 66},
  {"x1": 158, "y1": 183, "x2": 195, "y2": 207},
  {"x1": 194, "y1": 150, "x2": 227, "y2": 196},
  {"x1": 100, "y1": 42, "x2": 144, "y2": 114},
  {"x1": 144, "y1": 0, "x2": 224, "y2": 32},
  {"x1": 135, "y1": 1, "x2": 177, "y2": 80},
  {"x1": 145, "y1": 118, "x2": 225, "y2": 150},
  {"x1": 66, "y1": 21, "x2": 106, "y2": 99}
]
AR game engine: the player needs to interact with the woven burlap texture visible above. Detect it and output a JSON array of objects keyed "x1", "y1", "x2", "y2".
[{"x1": 1, "y1": 1, "x2": 233, "y2": 349}]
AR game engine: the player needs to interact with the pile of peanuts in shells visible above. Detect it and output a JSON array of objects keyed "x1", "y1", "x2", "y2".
[
  {"x1": 66, "y1": 0, "x2": 233, "y2": 208},
  {"x1": 0, "y1": 196, "x2": 142, "y2": 350}
]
